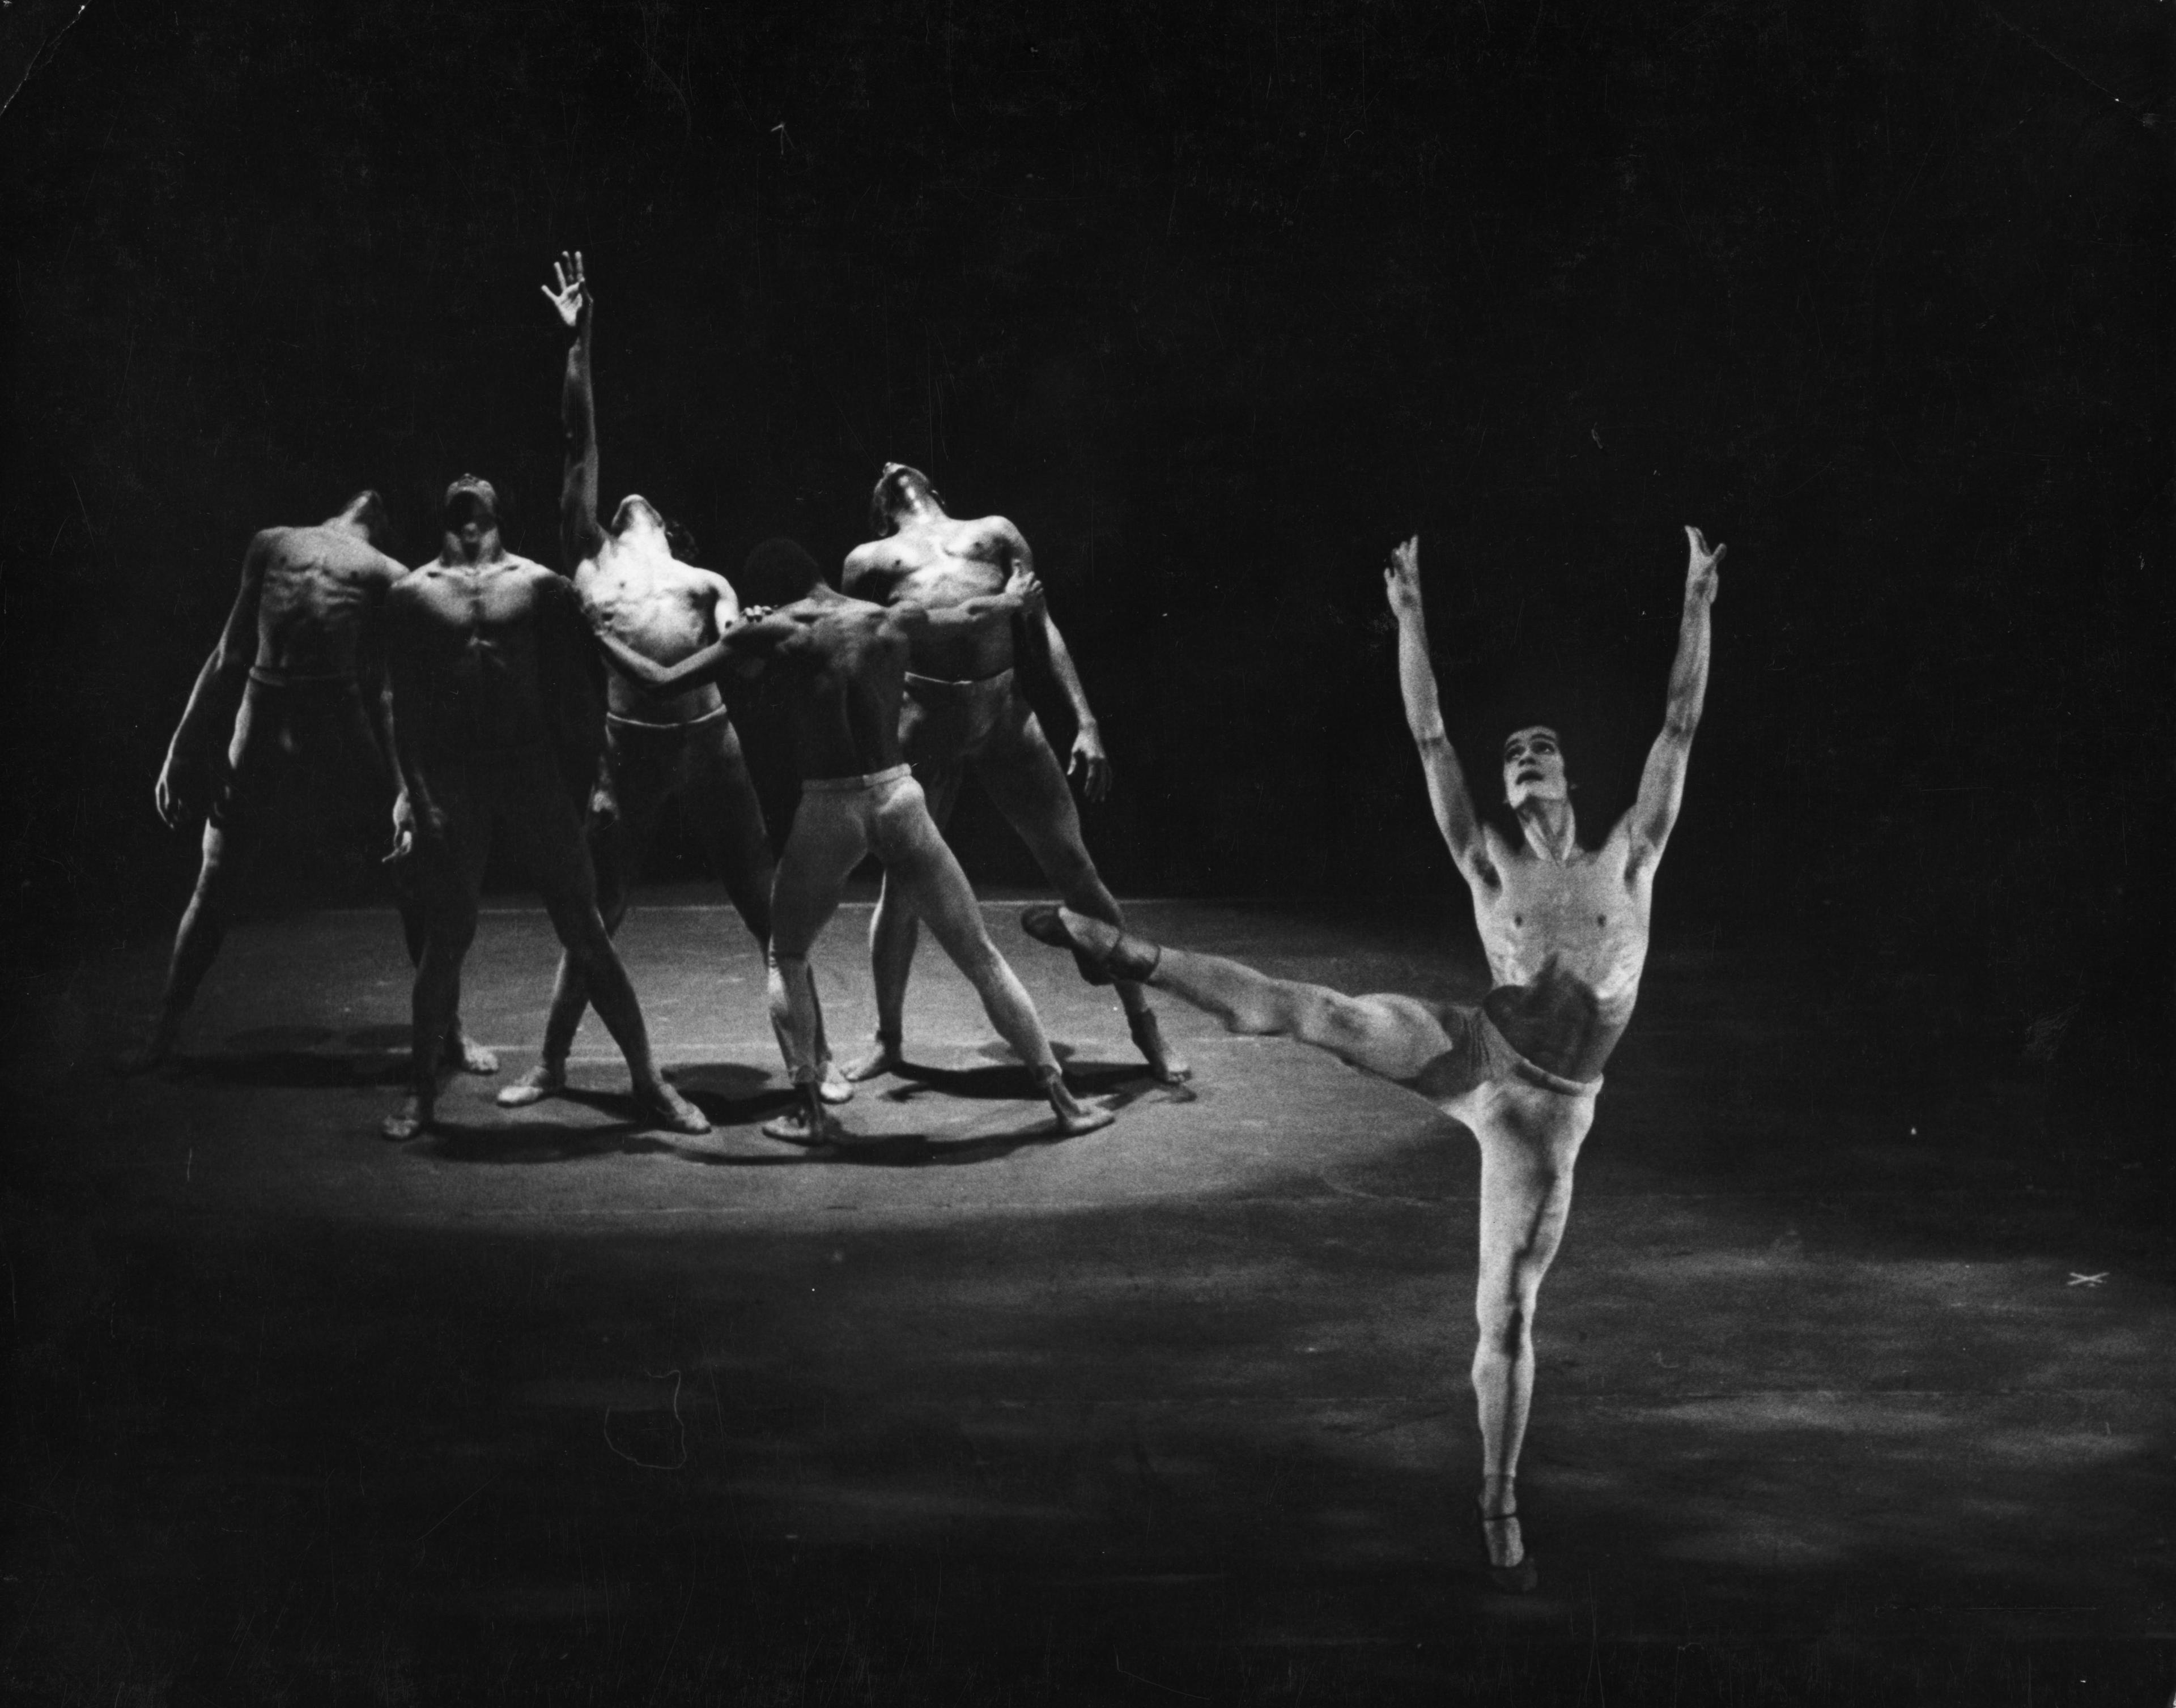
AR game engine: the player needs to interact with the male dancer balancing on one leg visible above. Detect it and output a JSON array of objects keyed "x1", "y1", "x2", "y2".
[
  {"x1": 117, "y1": 492, "x2": 493, "y2": 1077},
  {"x1": 838, "y1": 463, "x2": 1187, "y2": 1085},
  {"x1": 592, "y1": 542, "x2": 1115, "y2": 1147},
  {"x1": 498, "y1": 252, "x2": 848, "y2": 1109},
  {"x1": 378, "y1": 476, "x2": 709, "y2": 1142},
  {"x1": 1026, "y1": 527, "x2": 1724, "y2": 1591}
]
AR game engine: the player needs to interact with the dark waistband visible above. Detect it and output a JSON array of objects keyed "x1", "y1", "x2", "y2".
[{"x1": 248, "y1": 665, "x2": 359, "y2": 689}]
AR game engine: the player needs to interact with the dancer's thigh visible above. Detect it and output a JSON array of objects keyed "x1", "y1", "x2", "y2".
[
  {"x1": 869, "y1": 783, "x2": 991, "y2": 960},
  {"x1": 770, "y1": 794, "x2": 869, "y2": 957}
]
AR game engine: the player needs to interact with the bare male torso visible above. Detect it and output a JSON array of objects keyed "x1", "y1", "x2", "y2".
[
  {"x1": 1464, "y1": 825, "x2": 1652, "y2": 1084},
  {"x1": 843, "y1": 515, "x2": 1028, "y2": 681},
  {"x1": 384, "y1": 555, "x2": 585, "y2": 760},
  {"x1": 574, "y1": 541, "x2": 741, "y2": 723}
]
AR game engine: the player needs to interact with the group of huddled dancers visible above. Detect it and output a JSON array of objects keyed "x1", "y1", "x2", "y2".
[{"x1": 124, "y1": 252, "x2": 1727, "y2": 1591}]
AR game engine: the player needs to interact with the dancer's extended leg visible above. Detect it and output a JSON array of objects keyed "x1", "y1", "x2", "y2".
[
  {"x1": 981, "y1": 722, "x2": 1188, "y2": 1083},
  {"x1": 1022, "y1": 904, "x2": 1455, "y2": 1080}
]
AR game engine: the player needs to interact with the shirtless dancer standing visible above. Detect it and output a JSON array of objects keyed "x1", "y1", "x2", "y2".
[
  {"x1": 592, "y1": 543, "x2": 1115, "y2": 1147},
  {"x1": 378, "y1": 476, "x2": 709, "y2": 1142},
  {"x1": 1027, "y1": 527, "x2": 1725, "y2": 1591},
  {"x1": 117, "y1": 493, "x2": 492, "y2": 1076},
  {"x1": 497, "y1": 253, "x2": 847, "y2": 1110},
  {"x1": 839, "y1": 465, "x2": 1187, "y2": 1085}
]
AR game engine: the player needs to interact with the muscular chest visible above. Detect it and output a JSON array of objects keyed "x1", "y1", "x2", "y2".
[
  {"x1": 1475, "y1": 853, "x2": 1649, "y2": 980},
  {"x1": 413, "y1": 575, "x2": 536, "y2": 657},
  {"x1": 579, "y1": 560, "x2": 719, "y2": 654},
  {"x1": 892, "y1": 554, "x2": 1005, "y2": 609}
]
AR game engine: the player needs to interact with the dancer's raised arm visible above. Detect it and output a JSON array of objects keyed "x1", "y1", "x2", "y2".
[
  {"x1": 1627, "y1": 525, "x2": 1723, "y2": 868},
  {"x1": 543, "y1": 250, "x2": 605, "y2": 572},
  {"x1": 1385, "y1": 535, "x2": 1496, "y2": 887}
]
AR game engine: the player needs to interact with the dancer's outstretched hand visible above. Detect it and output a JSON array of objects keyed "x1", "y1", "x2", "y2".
[
  {"x1": 1383, "y1": 534, "x2": 1425, "y2": 619},
  {"x1": 542, "y1": 250, "x2": 590, "y2": 329},
  {"x1": 1684, "y1": 525, "x2": 1726, "y2": 602}
]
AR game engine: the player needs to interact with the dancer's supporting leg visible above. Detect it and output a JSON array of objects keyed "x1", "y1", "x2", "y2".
[
  {"x1": 124, "y1": 679, "x2": 492, "y2": 1075},
  {"x1": 1465, "y1": 1083, "x2": 1593, "y2": 1589},
  {"x1": 760, "y1": 779, "x2": 874, "y2": 1145},
  {"x1": 386, "y1": 761, "x2": 707, "y2": 1141},
  {"x1": 874, "y1": 783, "x2": 1112, "y2": 1135},
  {"x1": 1021, "y1": 903, "x2": 1578, "y2": 1588}
]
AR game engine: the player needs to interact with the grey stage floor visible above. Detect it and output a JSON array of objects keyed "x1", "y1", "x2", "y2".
[{"x1": 4, "y1": 894, "x2": 2171, "y2": 1705}]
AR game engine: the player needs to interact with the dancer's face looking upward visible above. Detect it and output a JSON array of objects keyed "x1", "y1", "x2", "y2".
[
  {"x1": 441, "y1": 476, "x2": 500, "y2": 556},
  {"x1": 612, "y1": 493, "x2": 665, "y2": 542},
  {"x1": 1502, "y1": 726, "x2": 1569, "y2": 808},
  {"x1": 870, "y1": 462, "x2": 939, "y2": 535}
]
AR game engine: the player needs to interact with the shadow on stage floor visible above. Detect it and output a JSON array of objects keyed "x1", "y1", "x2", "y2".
[{"x1": 3, "y1": 896, "x2": 2169, "y2": 1705}]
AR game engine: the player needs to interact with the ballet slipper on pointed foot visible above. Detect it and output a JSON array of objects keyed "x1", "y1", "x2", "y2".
[
  {"x1": 1127, "y1": 1007, "x2": 1191, "y2": 1084},
  {"x1": 636, "y1": 1081, "x2": 711, "y2": 1136},
  {"x1": 839, "y1": 1035, "x2": 902, "y2": 1083},
  {"x1": 1477, "y1": 1510, "x2": 1538, "y2": 1595},
  {"x1": 495, "y1": 1063, "x2": 566, "y2": 1108},
  {"x1": 1019, "y1": 904, "x2": 1161, "y2": 987}
]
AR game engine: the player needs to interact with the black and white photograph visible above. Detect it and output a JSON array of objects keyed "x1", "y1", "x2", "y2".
[{"x1": 2, "y1": 1, "x2": 2169, "y2": 1701}]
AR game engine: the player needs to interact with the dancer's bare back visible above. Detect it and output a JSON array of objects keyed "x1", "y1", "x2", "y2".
[{"x1": 248, "y1": 523, "x2": 410, "y2": 678}]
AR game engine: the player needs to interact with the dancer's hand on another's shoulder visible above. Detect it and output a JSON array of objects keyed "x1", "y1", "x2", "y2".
[
  {"x1": 1684, "y1": 525, "x2": 1726, "y2": 602},
  {"x1": 1005, "y1": 563, "x2": 1047, "y2": 617},
  {"x1": 1384, "y1": 534, "x2": 1425, "y2": 620},
  {"x1": 541, "y1": 250, "x2": 589, "y2": 329}
]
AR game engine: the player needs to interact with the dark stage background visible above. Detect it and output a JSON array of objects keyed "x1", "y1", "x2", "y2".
[{"x1": 2, "y1": 0, "x2": 2168, "y2": 1079}]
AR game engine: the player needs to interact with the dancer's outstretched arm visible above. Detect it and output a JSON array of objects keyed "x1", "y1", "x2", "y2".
[
  {"x1": 1384, "y1": 535, "x2": 1497, "y2": 887},
  {"x1": 543, "y1": 250, "x2": 605, "y2": 573},
  {"x1": 1627, "y1": 525, "x2": 1724, "y2": 868}
]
